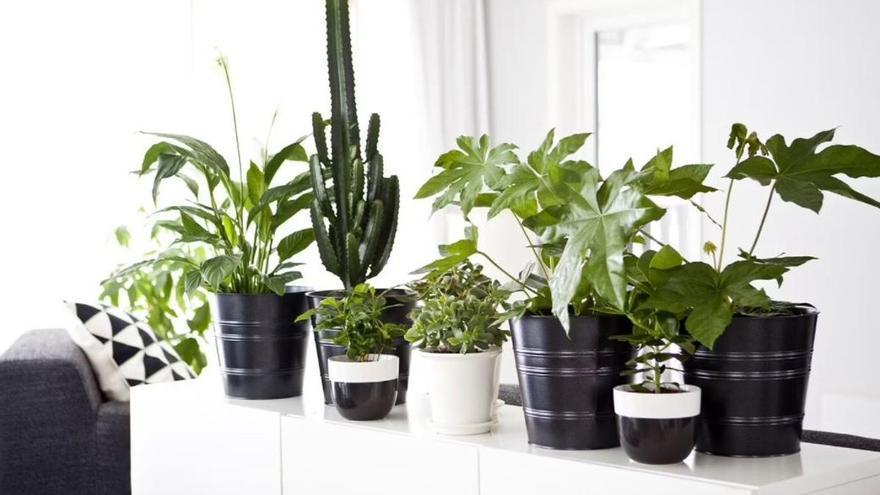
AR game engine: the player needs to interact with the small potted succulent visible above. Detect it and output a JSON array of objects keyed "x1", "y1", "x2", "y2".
[
  {"x1": 299, "y1": 284, "x2": 404, "y2": 421},
  {"x1": 406, "y1": 259, "x2": 511, "y2": 435}
]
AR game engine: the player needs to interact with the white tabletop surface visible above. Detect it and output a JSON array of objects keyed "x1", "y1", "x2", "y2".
[{"x1": 184, "y1": 374, "x2": 880, "y2": 494}]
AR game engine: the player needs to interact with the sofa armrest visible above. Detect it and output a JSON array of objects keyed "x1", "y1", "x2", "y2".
[{"x1": 0, "y1": 328, "x2": 102, "y2": 493}]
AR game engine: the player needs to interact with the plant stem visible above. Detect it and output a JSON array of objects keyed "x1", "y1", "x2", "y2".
[
  {"x1": 476, "y1": 250, "x2": 538, "y2": 296},
  {"x1": 514, "y1": 215, "x2": 551, "y2": 280},
  {"x1": 218, "y1": 55, "x2": 246, "y2": 245},
  {"x1": 748, "y1": 184, "x2": 776, "y2": 257},
  {"x1": 716, "y1": 179, "x2": 735, "y2": 271}
]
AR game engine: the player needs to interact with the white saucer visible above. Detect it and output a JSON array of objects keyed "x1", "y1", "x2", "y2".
[{"x1": 427, "y1": 418, "x2": 498, "y2": 436}]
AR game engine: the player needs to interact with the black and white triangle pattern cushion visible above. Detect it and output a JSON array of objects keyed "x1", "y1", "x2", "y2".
[{"x1": 63, "y1": 301, "x2": 194, "y2": 401}]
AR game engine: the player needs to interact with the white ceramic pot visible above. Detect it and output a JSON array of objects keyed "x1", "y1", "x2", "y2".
[
  {"x1": 613, "y1": 384, "x2": 701, "y2": 464},
  {"x1": 419, "y1": 347, "x2": 502, "y2": 435},
  {"x1": 328, "y1": 355, "x2": 399, "y2": 421}
]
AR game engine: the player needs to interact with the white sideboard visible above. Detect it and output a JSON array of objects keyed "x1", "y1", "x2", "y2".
[{"x1": 132, "y1": 375, "x2": 880, "y2": 495}]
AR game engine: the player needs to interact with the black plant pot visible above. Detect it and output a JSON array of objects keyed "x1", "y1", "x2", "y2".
[
  {"x1": 510, "y1": 313, "x2": 632, "y2": 450},
  {"x1": 614, "y1": 385, "x2": 701, "y2": 464},
  {"x1": 212, "y1": 287, "x2": 311, "y2": 400},
  {"x1": 307, "y1": 289, "x2": 414, "y2": 405},
  {"x1": 683, "y1": 305, "x2": 819, "y2": 457},
  {"x1": 328, "y1": 354, "x2": 398, "y2": 421}
]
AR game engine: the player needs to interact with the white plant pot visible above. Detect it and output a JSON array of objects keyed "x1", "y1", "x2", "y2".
[{"x1": 419, "y1": 347, "x2": 502, "y2": 435}]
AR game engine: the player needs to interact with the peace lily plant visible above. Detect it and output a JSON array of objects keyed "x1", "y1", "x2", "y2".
[{"x1": 127, "y1": 56, "x2": 316, "y2": 400}]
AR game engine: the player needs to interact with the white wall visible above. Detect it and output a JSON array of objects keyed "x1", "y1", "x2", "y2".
[{"x1": 701, "y1": 0, "x2": 880, "y2": 437}]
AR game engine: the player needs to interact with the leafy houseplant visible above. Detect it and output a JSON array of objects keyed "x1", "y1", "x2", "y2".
[
  {"x1": 638, "y1": 124, "x2": 880, "y2": 457},
  {"x1": 406, "y1": 261, "x2": 510, "y2": 435},
  {"x1": 299, "y1": 284, "x2": 404, "y2": 420},
  {"x1": 134, "y1": 56, "x2": 315, "y2": 399},
  {"x1": 101, "y1": 226, "x2": 211, "y2": 374},
  {"x1": 414, "y1": 131, "x2": 713, "y2": 449},
  {"x1": 306, "y1": 0, "x2": 414, "y2": 405}
]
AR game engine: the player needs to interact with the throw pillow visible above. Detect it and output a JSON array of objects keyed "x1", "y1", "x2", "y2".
[{"x1": 63, "y1": 301, "x2": 194, "y2": 401}]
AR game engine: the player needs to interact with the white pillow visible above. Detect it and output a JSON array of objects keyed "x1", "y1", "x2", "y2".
[{"x1": 63, "y1": 301, "x2": 194, "y2": 401}]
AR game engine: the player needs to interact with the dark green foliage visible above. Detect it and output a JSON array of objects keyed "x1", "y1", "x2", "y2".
[
  {"x1": 136, "y1": 57, "x2": 313, "y2": 296},
  {"x1": 406, "y1": 261, "x2": 511, "y2": 354},
  {"x1": 309, "y1": 0, "x2": 399, "y2": 290},
  {"x1": 298, "y1": 284, "x2": 405, "y2": 362}
]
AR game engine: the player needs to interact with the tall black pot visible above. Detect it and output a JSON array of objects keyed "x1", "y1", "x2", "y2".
[
  {"x1": 212, "y1": 287, "x2": 311, "y2": 400},
  {"x1": 307, "y1": 289, "x2": 414, "y2": 405},
  {"x1": 511, "y1": 313, "x2": 632, "y2": 450},
  {"x1": 683, "y1": 305, "x2": 819, "y2": 457}
]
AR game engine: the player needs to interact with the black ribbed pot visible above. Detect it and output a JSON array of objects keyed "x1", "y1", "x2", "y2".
[
  {"x1": 510, "y1": 313, "x2": 633, "y2": 450},
  {"x1": 212, "y1": 287, "x2": 311, "y2": 400},
  {"x1": 683, "y1": 305, "x2": 819, "y2": 457},
  {"x1": 307, "y1": 289, "x2": 414, "y2": 405}
]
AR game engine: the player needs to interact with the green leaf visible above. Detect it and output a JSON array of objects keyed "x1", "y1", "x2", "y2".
[
  {"x1": 152, "y1": 153, "x2": 187, "y2": 202},
  {"x1": 726, "y1": 128, "x2": 880, "y2": 212},
  {"x1": 246, "y1": 161, "x2": 266, "y2": 206},
  {"x1": 649, "y1": 245, "x2": 683, "y2": 270},
  {"x1": 648, "y1": 260, "x2": 790, "y2": 348},
  {"x1": 114, "y1": 226, "x2": 131, "y2": 248},
  {"x1": 187, "y1": 303, "x2": 211, "y2": 334},
  {"x1": 548, "y1": 167, "x2": 664, "y2": 329},
  {"x1": 263, "y1": 271, "x2": 303, "y2": 296},
  {"x1": 265, "y1": 140, "x2": 308, "y2": 185},
  {"x1": 173, "y1": 337, "x2": 205, "y2": 375},
  {"x1": 200, "y1": 255, "x2": 240, "y2": 290},
  {"x1": 184, "y1": 270, "x2": 202, "y2": 295},
  {"x1": 637, "y1": 147, "x2": 715, "y2": 199},
  {"x1": 277, "y1": 229, "x2": 315, "y2": 261},
  {"x1": 416, "y1": 135, "x2": 518, "y2": 216}
]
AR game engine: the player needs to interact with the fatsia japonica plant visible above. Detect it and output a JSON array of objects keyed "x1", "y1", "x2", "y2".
[
  {"x1": 406, "y1": 259, "x2": 511, "y2": 354},
  {"x1": 414, "y1": 131, "x2": 713, "y2": 330},
  {"x1": 637, "y1": 123, "x2": 880, "y2": 349},
  {"x1": 297, "y1": 284, "x2": 405, "y2": 362},
  {"x1": 131, "y1": 56, "x2": 315, "y2": 297}
]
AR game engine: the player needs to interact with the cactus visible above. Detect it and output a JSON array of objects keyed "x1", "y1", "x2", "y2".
[{"x1": 309, "y1": 0, "x2": 400, "y2": 291}]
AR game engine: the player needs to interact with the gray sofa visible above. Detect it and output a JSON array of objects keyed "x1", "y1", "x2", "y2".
[{"x1": 0, "y1": 329, "x2": 130, "y2": 494}]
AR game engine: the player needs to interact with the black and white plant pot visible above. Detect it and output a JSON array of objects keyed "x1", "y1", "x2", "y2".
[
  {"x1": 510, "y1": 313, "x2": 632, "y2": 450},
  {"x1": 614, "y1": 385, "x2": 701, "y2": 464},
  {"x1": 212, "y1": 287, "x2": 311, "y2": 400},
  {"x1": 328, "y1": 354, "x2": 399, "y2": 421},
  {"x1": 683, "y1": 305, "x2": 818, "y2": 457},
  {"x1": 419, "y1": 347, "x2": 502, "y2": 435},
  {"x1": 308, "y1": 289, "x2": 414, "y2": 405}
]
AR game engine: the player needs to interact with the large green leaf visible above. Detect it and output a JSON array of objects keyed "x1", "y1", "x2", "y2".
[
  {"x1": 547, "y1": 167, "x2": 664, "y2": 329},
  {"x1": 636, "y1": 147, "x2": 716, "y2": 199},
  {"x1": 414, "y1": 135, "x2": 518, "y2": 216},
  {"x1": 726, "y1": 128, "x2": 880, "y2": 212},
  {"x1": 200, "y1": 255, "x2": 241, "y2": 290},
  {"x1": 277, "y1": 228, "x2": 315, "y2": 261},
  {"x1": 648, "y1": 259, "x2": 792, "y2": 348}
]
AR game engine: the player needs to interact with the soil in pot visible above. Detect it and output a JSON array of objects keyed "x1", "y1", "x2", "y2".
[
  {"x1": 420, "y1": 348, "x2": 502, "y2": 435},
  {"x1": 212, "y1": 286, "x2": 311, "y2": 400},
  {"x1": 614, "y1": 385, "x2": 701, "y2": 464},
  {"x1": 511, "y1": 313, "x2": 632, "y2": 450},
  {"x1": 308, "y1": 289, "x2": 414, "y2": 405},
  {"x1": 684, "y1": 305, "x2": 818, "y2": 457},
  {"x1": 328, "y1": 354, "x2": 399, "y2": 421}
]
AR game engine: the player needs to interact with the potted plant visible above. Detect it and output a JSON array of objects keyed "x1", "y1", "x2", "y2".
[
  {"x1": 306, "y1": 0, "x2": 413, "y2": 405},
  {"x1": 133, "y1": 56, "x2": 315, "y2": 399},
  {"x1": 611, "y1": 248, "x2": 701, "y2": 464},
  {"x1": 414, "y1": 132, "x2": 713, "y2": 449},
  {"x1": 638, "y1": 124, "x2": 880, "y2": 456},
  {"x1": 299, "y1": 284, "x2": 404, "y2": 420},
  {"x1": 406, "y1": 259, "x2": 510, "y2": 435}
]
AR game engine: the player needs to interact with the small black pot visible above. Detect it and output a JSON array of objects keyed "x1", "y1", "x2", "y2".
[
  {"x1": 308, "y1": 289, "x2": 414, "y2": 405},
  {"x1": 328, "y1": 354, "x2": 398, "y2": 421},
  {"x1": 684, "y1": 305, "x2": 819, "y2": 457},
  {"x1": 614, "y1": 385, "x2": 701, "y2": 464},
  {"x1": 212, "y1": 287, "x2": 311, "y2": 400},
  {"x1": 510, "y1": 313, "x2": 632, "y2": 450}
]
